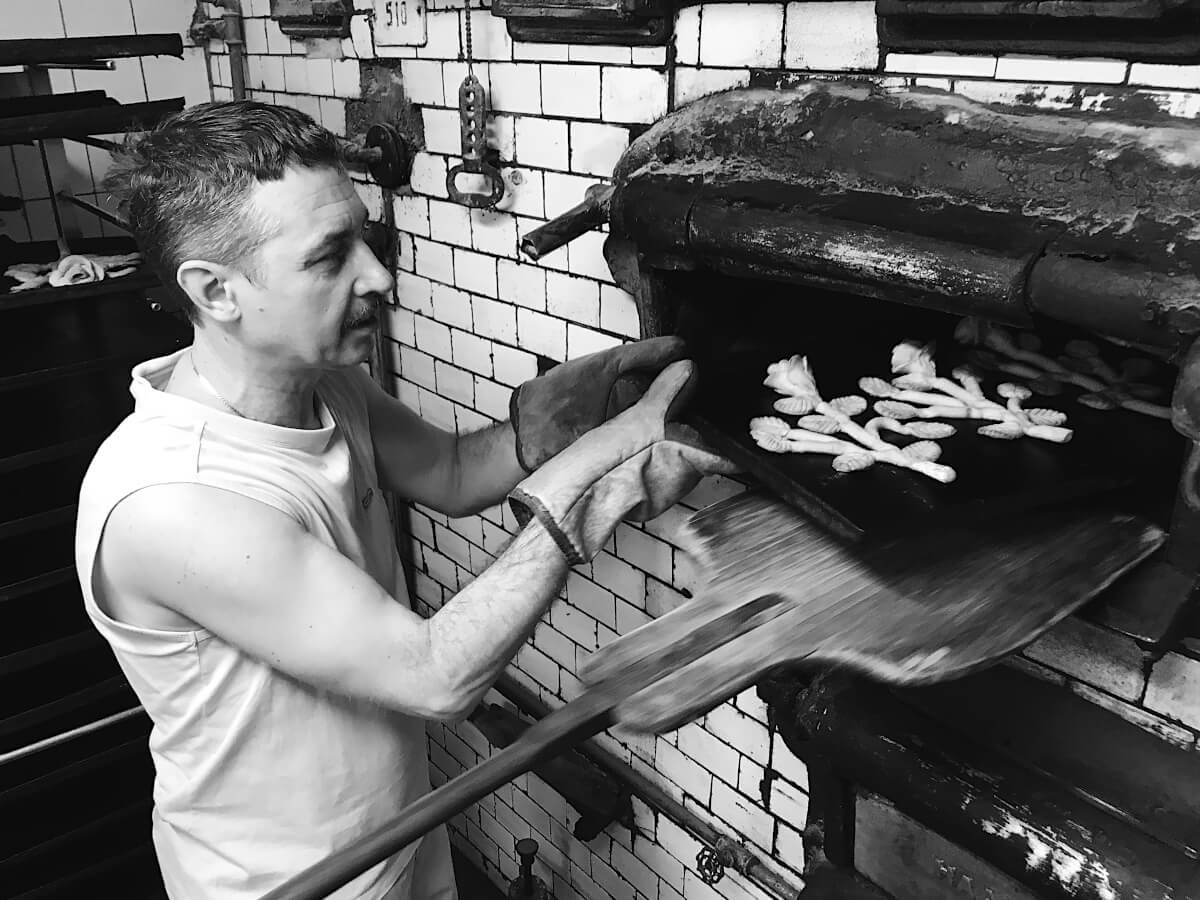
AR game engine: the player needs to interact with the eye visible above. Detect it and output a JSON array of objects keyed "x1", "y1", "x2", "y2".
[{"x1": 319, "y1": 244, "x2": 349, "y2": 269}]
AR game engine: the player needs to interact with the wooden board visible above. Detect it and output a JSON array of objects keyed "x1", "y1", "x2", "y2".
[{"x1": 582, "y1": 492, "x2": 1164, "y2": 733}]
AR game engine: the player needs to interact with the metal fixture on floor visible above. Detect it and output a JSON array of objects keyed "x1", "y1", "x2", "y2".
[
  {"x1": 489, "y1": 674, "x2": 804, "y2": 900},
  {"x1": 507, "y1": 838, "x2": 550, "y2": 900}
]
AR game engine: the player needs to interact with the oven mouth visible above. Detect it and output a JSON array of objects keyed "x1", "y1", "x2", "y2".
[{"x1": 667, "y1": 269, "x2": 1181, "y2": 543}]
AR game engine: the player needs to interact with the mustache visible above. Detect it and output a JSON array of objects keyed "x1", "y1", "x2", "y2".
[{"x1": 342, "y1": 296, "x2": 381, "y2": 332}]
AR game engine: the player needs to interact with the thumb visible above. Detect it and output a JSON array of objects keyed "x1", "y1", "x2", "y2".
[
  {"x1": 635, "y1": 359, "x2": 696, "y2": 420},
  {"x1": 612, "y1": 336, "x2": 688, "y2": 375}
]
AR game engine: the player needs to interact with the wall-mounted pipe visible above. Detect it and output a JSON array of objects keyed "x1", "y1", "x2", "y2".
[
  {"x1": 58, "y1": 192, "x2": 130, "y2": 231},
  {"x1": 520, "y1": 184, "x2": 613, "y2": 262},
  {"x1": 192, "y1": 0, "x2": 246, "y2": 100}
]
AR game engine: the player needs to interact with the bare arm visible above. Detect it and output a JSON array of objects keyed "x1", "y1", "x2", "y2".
[
  {"x1": 95, "y1": 483, "x2": 569, "y2": 720},
  {"x1": 361, "y1": 376, "x2": 526, "y2": 517}
]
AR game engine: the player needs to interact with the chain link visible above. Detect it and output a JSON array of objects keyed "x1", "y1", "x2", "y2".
[{"x1": 463, "y1": 6, "x2": 473, "y2": 73}]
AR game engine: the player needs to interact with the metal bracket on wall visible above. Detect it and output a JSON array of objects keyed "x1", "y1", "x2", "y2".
[
  {"x1": 270, "y1": 0, "x2": 356, "y2": 39},
  {"x1": 490, "y1": 0, "x2": 673, "y2": 45},
  {"x1": 341, "y1": 124, "x2": 413, "y2": 190}
]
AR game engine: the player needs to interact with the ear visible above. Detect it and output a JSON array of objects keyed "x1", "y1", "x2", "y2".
[{"x1": 176, "y1": 260, "x2": 241, "y2": 323}]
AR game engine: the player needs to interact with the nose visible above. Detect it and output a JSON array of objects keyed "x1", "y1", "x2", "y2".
[{"x1": 354, "y1": 241, "x2": 394, "y2": 298}]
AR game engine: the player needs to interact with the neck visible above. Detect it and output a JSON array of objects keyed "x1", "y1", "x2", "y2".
[{"x1": 187, "y1": 335, "x2": 322, "y2": 429}]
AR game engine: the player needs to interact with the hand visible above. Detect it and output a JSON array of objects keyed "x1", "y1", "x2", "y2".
[
  {"x1": 508, "y1": 361, "x2": 737, "y2": 564},
  {"x1": 510, "y1": 336, "x2": 689, "y2": 472},
  {"x1": 617, "y1": 423, "x2": 740, "y2": 524}
]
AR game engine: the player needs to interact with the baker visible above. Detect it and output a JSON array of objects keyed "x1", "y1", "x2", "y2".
[{"x1": 75, "y1": 101, "x2": 732, "y2": 900}]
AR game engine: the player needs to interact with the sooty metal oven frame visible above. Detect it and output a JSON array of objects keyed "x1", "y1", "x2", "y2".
[{"x1": 530, "y1": 81, "x2": 1200, "y2": 898}]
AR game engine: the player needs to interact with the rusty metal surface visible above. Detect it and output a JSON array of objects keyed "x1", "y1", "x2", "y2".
[
  {"x1": 876, "y1": 1, "x2": 1196, "y2": 16},
  {"x1": 761, "y1": 670, "x2": 1200, "y2": 900},
  {"x1": 609, "y1": 82, "x2": 1200, "y2": 350},
  {"x1": 876, "y1": 0, "x2": 1200, "y2": 62}
]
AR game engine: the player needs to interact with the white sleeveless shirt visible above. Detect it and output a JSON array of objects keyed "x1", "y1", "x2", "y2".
[{"x1": 75, "y1": 350, "x2": 457, "y2": 900}]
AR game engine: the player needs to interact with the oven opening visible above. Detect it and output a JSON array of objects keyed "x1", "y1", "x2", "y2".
[{"x1": 661, "y1": 268, "x2": 1182, "y2": 543}]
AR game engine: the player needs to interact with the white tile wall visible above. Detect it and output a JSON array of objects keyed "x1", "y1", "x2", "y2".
[
  {"x1": 489, "y1": 63, "x2": 542, "y2": 114},
  {"x1": 514, "y1": 41, "x2": 571, "y2": 63},
  {"x1": 568, "y1": 44, "x2": 633, "y2": 66},
  {"x1": 1129, "y1": 63, "x2": 1200, "y2": 90},
  {"x1": 402, "y1": 60, "x2": 446, "y2": 104},
  {"x1": 541, "y1": 64, "x2": 601, "y2": 119},
  {"x1": 514, "y1": 116, "x2": 569, "y2": 170},
  {"x1": 568, "y1": 122, "x2": 628, "y2": 176},
  {"x1": 885, "y1": 52, "x2": 998, "y2": 78},
  {"x1": 600, "y1": 66, "x2": 668, "y2": 123},
  {"x1": 698, "y1": 4, "x2": 785, "y2": 69},
  {"x1": 995, "y1": 55, "x2": 1129, "y2": 85},
  {"x1": 676, "y1": 68, "x2": 752, "y2": 106},
  {"x1": 784, "y1": 1, "x2": 878, "y2": 71},
  {"x1": 60, "y1": 0, "x2": 134, "y2": 37},
  {"x1": 675, "y1": 6, "x2": 702, "y2": 67},
  {"x1": 422, "y1": 108, "x2": 463, "y2": 157}
]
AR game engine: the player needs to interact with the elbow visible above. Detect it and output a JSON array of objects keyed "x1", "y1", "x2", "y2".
[
  {"x1": 435, "y1": 498, "x2": 477, "y2": 520},
  {"x1": 424, "y1": 681, "x2": 483, "y2": 722}
]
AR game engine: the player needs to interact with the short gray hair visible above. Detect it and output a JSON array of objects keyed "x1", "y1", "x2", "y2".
[{"x1": 106, "y1": 100, "x2": 345, "y2": 319}]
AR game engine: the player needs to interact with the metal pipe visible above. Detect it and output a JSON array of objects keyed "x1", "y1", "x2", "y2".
[
  {"x1": 66, "y1": 135, "x2": 123, "y2": 153},
  {"x1": 339, "y1": 139, "x2": 384, "y2": 166},
  {"x1": 0, "y1": 706, "x2": 147, "y2": 765},
  {"x1": 196, "y1": 0, "x2": 247, "y2": 100},
  {"x1": 0, "y1": 98, "x2": 185, "y2": 145},
  {"x1": 491, "y1": 673, "x2": 803, "y2": 900},
  {"x1": 58, "y1": 192, "x2": 130, "y2": 231},
  {"x1": 221, "y1": 1, "x2": 247, "y2": 101},
  {"x1": 34, "y1": 60, "x2": 117, "y2": 70},
  {"x1": 0, "y1": 34, "x2": 183, "y2": 66},
  {"x1": 519, "y1": 184, "x2": 613, "y2": 261}
]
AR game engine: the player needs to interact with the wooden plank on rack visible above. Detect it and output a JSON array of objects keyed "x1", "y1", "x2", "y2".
[
  {"x1": 0, "y1": 98, "x2": 183, "y2": 147},
  {"x1": 0, "y1": 34, "x2": 183, "y2": 67},
  {"x1": 0, "y1": 270, "x2": 159, "y2": 312},
  {"x1": 0, "y1": 91, "x2": 113, "y2": 119}
]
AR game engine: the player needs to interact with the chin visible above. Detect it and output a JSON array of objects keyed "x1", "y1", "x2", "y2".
[{"x1": 333, "y1": 334, "x2": 375, "y2": 366}]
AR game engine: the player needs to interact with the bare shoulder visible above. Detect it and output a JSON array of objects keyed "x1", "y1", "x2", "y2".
[{"x1": 95, "y1": 483, "x2": 305, "y2": 631}]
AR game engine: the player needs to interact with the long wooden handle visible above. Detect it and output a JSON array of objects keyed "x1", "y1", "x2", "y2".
[
  {"x1": 261, "y1": 584, "x2": 800, "y2": 898},
  {"x1": 260, "y1": 688, "x2": 617, "y2": 900}
]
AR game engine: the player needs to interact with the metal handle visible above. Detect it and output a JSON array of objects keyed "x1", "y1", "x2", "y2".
[
  {"x1": 446, "y1": 161, "x2": 506, "y2": 209},
  {"x1": 446, "y1": 73, "x2": 505, "y2": 209}
]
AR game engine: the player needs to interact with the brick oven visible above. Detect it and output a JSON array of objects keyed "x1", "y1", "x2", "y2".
[{"x1": 584, "y1": 80, "x2": 1200, "y2": 898}]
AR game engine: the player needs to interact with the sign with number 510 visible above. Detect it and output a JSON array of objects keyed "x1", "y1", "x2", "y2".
[{"x1": 374, "y1": 0, "x2": 427, "y2": 46}]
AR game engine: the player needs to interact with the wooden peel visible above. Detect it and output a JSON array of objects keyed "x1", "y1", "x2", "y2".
[
  {"x1": 262, "y1": 495, "x2": 1163, "y2": 900},
  {"x1": 586, "y1": 493, "x2": 1164, "y2": 733}
]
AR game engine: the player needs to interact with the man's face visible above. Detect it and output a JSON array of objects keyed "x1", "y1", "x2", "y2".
[{"x1": 233, "y1": 165, "x2": 393, "y2": 370}]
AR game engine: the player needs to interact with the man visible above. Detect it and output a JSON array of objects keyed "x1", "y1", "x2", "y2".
[{"x1": 75, "y1": 101, "x2": 729, "y2": 899}]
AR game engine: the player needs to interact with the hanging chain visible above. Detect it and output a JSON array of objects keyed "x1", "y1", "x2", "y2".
[
  {"x1": 446, "y1": 3, "x2": 503, "y2": 208},
  {"x1": 463, "y1": 6, "x2": 474, "y2": 74}
]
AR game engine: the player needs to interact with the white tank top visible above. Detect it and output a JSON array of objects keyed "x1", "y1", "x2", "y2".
[{"x1": 75, "y1": 349, "x2": 457, "y2": 900}]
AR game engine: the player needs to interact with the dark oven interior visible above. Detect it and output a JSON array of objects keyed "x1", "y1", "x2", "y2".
[{"x1": 661, "y1": 268, "x2": 1183, "y2": 545}]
